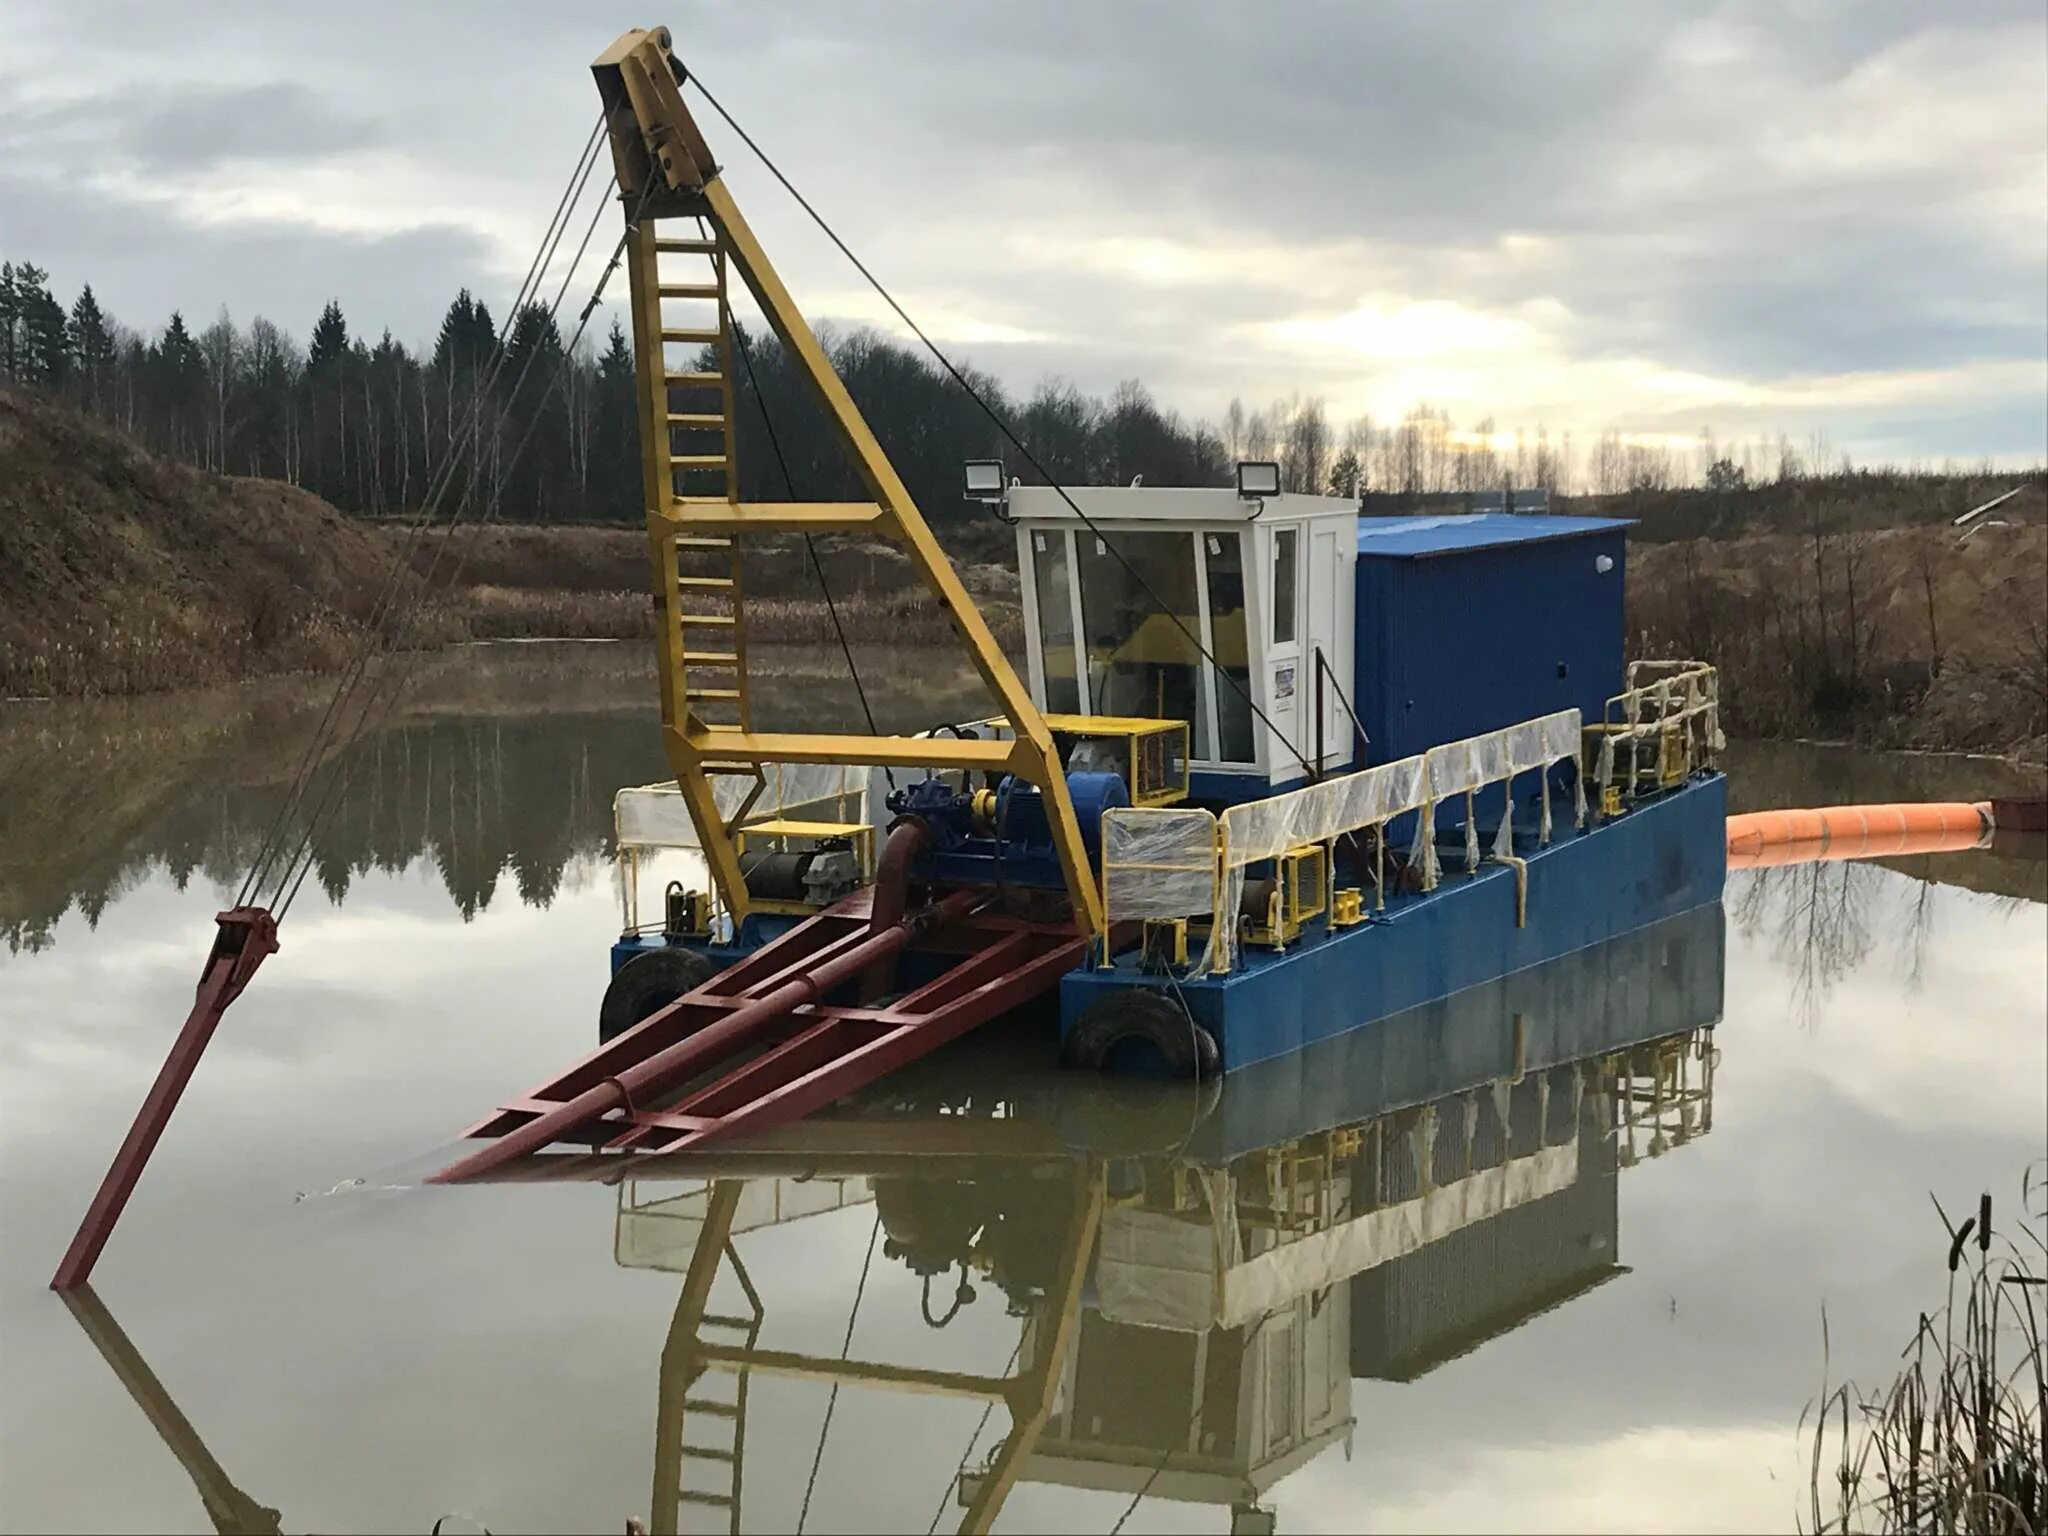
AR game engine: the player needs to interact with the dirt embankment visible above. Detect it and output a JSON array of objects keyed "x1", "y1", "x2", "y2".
[
  {"x1": 1629, "y1": 520, "x2": 2048, "y2": 760},
  {"x1": 0, "y1": 388, "x2": 400, "y2": 695},
  {"x1": 0, "y1": 390, "x2": 1019, "y2": 697}
]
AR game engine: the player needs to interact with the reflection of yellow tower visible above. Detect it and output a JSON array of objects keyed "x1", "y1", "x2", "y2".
[{"x1": 629, "y1": 1168, "x2": 1104, "y2": 1536}]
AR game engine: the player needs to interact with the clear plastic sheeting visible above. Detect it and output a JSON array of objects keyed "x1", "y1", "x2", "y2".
[
  {"x1": 1095, "y1": 1173, "x2": 1238, "y2": 1333},
  {"x1": 1412, "y1": 709, "x2": 1585, "y2": 887},
  {"x1": 1102, "y1": 708, "x2": 1584, "y2": 971},
  {"x1": 1214, "y1": 1141, "x2": 1578, "y2": 1329},
  {"x1": 1099, "y1": 806, "x2": 1220, "y2": 921},
  {"x1": 1092, "y1": 1144, "x2": 1579, "y2": 1332},
  {"x1": 1214, "y1": 752, "x2": 1433, "y2": 970},
  {"x1": 613, "y1": 764, "x2": 869, "y2": 850},
  {"x1": 1594, "y1": 662, "x2": 1722, "y2": 812}
]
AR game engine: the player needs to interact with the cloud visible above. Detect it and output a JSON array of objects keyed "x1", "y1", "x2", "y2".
[
  {"x1": 0, "y1": 1, "x2": 2041, "y2": 464},
  {"x1": 118, "y1": 81, "x2": 384, "y2": 171}
]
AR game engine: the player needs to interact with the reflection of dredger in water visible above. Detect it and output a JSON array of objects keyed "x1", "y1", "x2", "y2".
[
  {"x1": 61, "y1": 906, "x2": 1723, "y2": 1533},
  {"x1": 607, "y1": 905, "x2": 1725, "y2": 1534}
]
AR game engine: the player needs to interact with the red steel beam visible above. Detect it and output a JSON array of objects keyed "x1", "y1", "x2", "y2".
[
  {"x1": 612, "y1": 925, "x2": 1090, "y2": 1157},
  {"x1": 52, "y1": 908, "x2": 279, "y2": 1291},
  {"x1": 429, "y1": 888, "x2": 980, "y2": 1183}
]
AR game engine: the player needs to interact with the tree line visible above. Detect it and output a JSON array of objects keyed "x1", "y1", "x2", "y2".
[{"x1": 1, "y1": 257, "x2": 2027, "y2": 525}]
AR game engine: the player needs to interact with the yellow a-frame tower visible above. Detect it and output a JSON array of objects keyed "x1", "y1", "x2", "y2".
[{"x1": 591, "y1": 27, "x2": 1104, "y2": 935}]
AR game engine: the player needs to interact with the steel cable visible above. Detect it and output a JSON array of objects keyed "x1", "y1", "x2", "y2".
[
  {"x1": 235, "y1": 114, "x2": 609, "y2": 908},
  {"x1": 725, "y1": 299, "x2": 895, "y2": 787},
  {"x1": 682, "y1": 73, "x2": 1319, "y2": 782},
  {"x1": 271, "y1": 173, "x2": 648, "y2": 918},
  {"x1": 796, "y1": 1209, "x2": 884, "y2": 1535}
]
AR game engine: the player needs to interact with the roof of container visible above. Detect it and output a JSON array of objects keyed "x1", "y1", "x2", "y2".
[{"x1": 1354, "y1": 512, "x2": 1633, "y2": 559}]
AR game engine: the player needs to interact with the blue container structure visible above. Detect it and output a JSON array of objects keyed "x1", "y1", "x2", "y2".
[
  {"x1": 609, "y1": 486, "x2": 1724, "y2": 1082},
  {"x1": 1352, "y1": 514, "x2": 1629, "y2": 765}
]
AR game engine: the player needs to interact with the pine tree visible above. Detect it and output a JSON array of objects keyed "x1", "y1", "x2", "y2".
[
  {"x1": 307, "y1": 299, "x2": 349, "y2": 371},
  {"x1": 150, "y1": 312, "x2": 205, "y2": 457},
  {"x1": 8, "y1": 264, "x2": 70, "y2": 387},
  {"x1": 431, "y1": 289, "x2": 478, "y2": 375},
  {"x1": 67, "y1": 284, "x2": 117, "y2": 410}
]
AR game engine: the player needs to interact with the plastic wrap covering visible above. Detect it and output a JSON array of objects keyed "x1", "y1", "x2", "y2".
[
  {"x1": 1214, "y1": 1140, "x2": 1578, "y2": 1328},
  {"x1": 1203, "y1": 710, "x2": 1580, "y2": 970},
  {"x1": 613, "y1": 763, "x2": 869, "y2": 850},
  {"x1": 1595, "y1": 662, "x2": 1722, "y2": 810},
  {"x1": 1099, "y1": 806, "x2": 1220, "y2": 923},
  {"x1": 1213, "y1": 754, "x2": 1431, "y2": 969},
  {"x1": 1095, "y1": 1180, "x2": 1237, "y2": 1333},
  {"x1": 1410, "y1": 709, "x2": 1585, "y2": 885}
]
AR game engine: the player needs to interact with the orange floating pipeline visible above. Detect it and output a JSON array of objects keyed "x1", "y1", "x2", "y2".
[{"x1": 1726, "y1": 802, "x2": 1992, "y2": 869}]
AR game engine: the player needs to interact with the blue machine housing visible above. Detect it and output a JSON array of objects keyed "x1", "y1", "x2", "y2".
[
  {"x1": 1352, "y1": 513, "x2": 1630, "y2": 766},
  {"x1": 884, "y1": 768, "x2": 1130, "y2": 892}
]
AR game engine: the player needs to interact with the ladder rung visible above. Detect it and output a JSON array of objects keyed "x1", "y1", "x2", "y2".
[
  {"x1": 674, "y1": 535, "x2": 734, "y2": 548},
  {"x1": 656, "y1": 237, "x2": 721, "y2": 255},
  {"x1": 677, "y1": 575, "x2": 736, "y2": 588},
  {"x1": 683, "y1": 1397, "x2": 741, "y2": 1417},
  {"x1": 683, "y1": 651, "x2": 740, "y2": 664},
  {"x1": 667, "y1": 413, "x2": 727, "y2": 429},
  {"x1": 679, "y1": 1445, "x2": 738, "y2": 1463},
  {"x1": 662, "y1": 328, "x2": 723, "y2": 345},
  {"x1": 691, "y1": 688, "x2": 744, "y2": 701},
  {"x1": 670, "y1": 455, "x2": 729, "y2": 470},
  {"x1": 665, "y1": 372, "x2": 723, "y2": 388},
  {"x1": 659, "y1": 282, "x2": 723, "y2": 300},
  {"x1": 678, "y1": 1491, "x2": 736, "y2": 1508},
  {"x1": 678, "y1": 613, "x2": 738, "y2": 626},
  {"x1": 701, "y1": 1312, "x2": 758, "y2": 1330}
]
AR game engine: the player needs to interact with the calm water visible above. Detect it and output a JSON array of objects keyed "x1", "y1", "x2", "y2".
[{"x1": 2, "y1": 645, "x2": 2043, "y2": 1534}]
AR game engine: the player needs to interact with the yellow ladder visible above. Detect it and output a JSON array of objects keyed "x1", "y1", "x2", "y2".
[{"x1": 655, "y1": 227, "x2": 753, "y2": 737}]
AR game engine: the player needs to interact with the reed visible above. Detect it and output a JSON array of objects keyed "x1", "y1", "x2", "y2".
[{"x1": 1803, "y1": 1175, "x2": 2047, "y2": 1534}]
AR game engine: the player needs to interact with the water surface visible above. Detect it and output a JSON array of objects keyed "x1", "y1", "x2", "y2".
[{"x1": 2, "y1": 648, "x2": 2042, "y2": 1533}]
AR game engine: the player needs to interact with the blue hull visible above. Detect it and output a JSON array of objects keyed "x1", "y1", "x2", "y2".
[{"x1": 1062, "y1": 772, "x2": 1728, "y2": 1072}]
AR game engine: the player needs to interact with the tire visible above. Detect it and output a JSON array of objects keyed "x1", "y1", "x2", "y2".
[
  {"x1": 599, "y1": 946, "x2": 719, "y2": 1044},
  {"x1": 1060, "y1": 988, "x2": 1220, "y2": 1080}
]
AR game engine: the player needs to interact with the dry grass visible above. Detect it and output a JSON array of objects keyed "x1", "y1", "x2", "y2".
[
  {"x1": 1630, "y1": 524, "x2": 2048, "y2": 758},
  {"x1": 1803, "y1": 1174, "x2": 2047, "y2": 1534}
]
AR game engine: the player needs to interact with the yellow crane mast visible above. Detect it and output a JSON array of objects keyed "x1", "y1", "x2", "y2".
[{"x1": 591, "y1": 26, "x2": 1106, "y2": 935}]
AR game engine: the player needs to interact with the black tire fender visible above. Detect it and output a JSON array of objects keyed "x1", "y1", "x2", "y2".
[
  {"x1": 599, "y1": 946, "x2": 719, "y2": 1044},
  {"x1": 1059, "y1": 988, "x2": 1220, "y2": 1080}
]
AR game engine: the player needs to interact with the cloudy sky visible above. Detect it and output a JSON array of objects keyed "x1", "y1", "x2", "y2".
[{"x1": 3, "y1": 2, "x2": 2044, "y2": 467}]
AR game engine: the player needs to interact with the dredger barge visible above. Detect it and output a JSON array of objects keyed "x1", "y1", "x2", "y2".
[{"x1": 427, "y1": 27, "x2": 1731, "y2": 1182}]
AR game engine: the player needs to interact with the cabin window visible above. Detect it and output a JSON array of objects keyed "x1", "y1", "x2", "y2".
[
  {"x1": 1202, "y1": 532, "x2": 1256, "y2": 763},
  {"x1": 1272, "y1": 526, "x2": 1298, "y2": 645},
  {"x1": 1031, "y1": 530, "x2": 1081, "y2": 712},
  {"x1": 1077, "y1": 530, "x2": 1202, "y2": 748}
]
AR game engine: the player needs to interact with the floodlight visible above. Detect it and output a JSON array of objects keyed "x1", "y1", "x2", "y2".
[
  {"x1": 963, "y1": 459, "x2": 1007, "y2": 501},
  {"x1": 1236, "y1": 461, "x2": 1281, "y2": 499}
]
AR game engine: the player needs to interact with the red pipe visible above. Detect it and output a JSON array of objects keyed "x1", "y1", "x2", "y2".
[
  {"x1": 1726, "y1": 802, "x2": 1991, "y2": 869},
  {"x1": 861, "y1": 816, "x2": 931, "y2": 1000},
  {"x1": 429, "y1": 887, "x2": 977, "y2": 1184},
  {"x1": 52, "y1": 907, "x2": 279, "y2": 1291}
]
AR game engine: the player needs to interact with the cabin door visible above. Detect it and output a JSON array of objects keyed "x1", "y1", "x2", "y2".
[{"x1": 1308, "y1": 523, "x2": 1343, "y2": 768}]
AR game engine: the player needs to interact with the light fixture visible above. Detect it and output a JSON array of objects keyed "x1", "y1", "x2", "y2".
[
  {"x1": 963, "y1": 459, "x2": 1007, "y2": 502},
  {"x1": 1235, "y1": 460, "x2": 1281, "y2": 499}
]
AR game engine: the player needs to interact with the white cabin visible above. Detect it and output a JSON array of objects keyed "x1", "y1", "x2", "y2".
[{"x1": 1008, "y1": 486, "x2": 1357, "y2": 795}]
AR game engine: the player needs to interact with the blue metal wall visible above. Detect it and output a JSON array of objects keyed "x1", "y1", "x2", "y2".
[{"x1": 1353, "y1": 529, "x2": 1627, "y2": 763}]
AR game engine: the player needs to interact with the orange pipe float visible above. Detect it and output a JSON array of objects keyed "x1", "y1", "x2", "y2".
[{"x1": 1726, "y1": 802, "x2": 1992, "y2": 869}]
